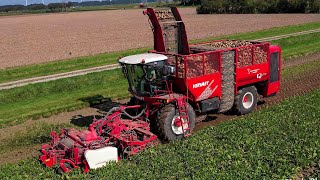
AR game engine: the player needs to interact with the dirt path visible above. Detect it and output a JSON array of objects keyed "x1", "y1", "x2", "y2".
[
  {"x1": 254, "y1": 28, "x2": 320, "y2": 41},
  {"x1": 0, "y1": 63, "x2": 120, "y2": 90},
  {"x1": 1, "y1": 8, "x2": 319, "y2": 69},
  {"x1": 0, "y1": 57, "x2": 319, "y2": 165}
]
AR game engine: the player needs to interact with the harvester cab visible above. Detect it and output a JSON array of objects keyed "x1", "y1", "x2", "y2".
[{"x1": 119, "y1": 53, "x2": 175, "y2": 97}]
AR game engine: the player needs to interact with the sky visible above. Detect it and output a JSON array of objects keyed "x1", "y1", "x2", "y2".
[{"x1": 0, "y1": 0, "x2": 103, "y2": 6}]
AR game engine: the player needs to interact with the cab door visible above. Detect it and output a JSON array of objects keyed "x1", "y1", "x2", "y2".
[{"x1": 265, "y1": 45, "x2": 281, "y2": 96}]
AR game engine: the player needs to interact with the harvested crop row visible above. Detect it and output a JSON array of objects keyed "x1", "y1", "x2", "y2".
[
  {"x1": 176, "y1": 41, "x2": 268, "y2": 78},
  {"x1": 204, "y1": 40, "x2": 268, "y2": 67},
  {"x1": 206, "y1": 40, "x2": 252, "y2": 48}
]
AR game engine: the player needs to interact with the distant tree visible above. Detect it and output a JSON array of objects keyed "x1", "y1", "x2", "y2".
[
  {"x1": 240, "y1": 0, "x2": 258, "y2": 13},
  {"x1": 66, "y1": 2, "x2": 73, "y2": 8},
  {"x1": 197, "y1": 0, "x2": 319, "y2": 14},
  {"x1": 48, "y1": 3, "x2": 64, "y2": 10},
  {"x1": 181, "y1": 0, "x2": 201, "y2": 6},
  {"x1": 27, "y1": 4, "x2": 46, "y2": 11},
  {"x1": 197, "y1": 0, "x2": 224, "y2": 14},
  {"x1": 254, "y1": 0, "x2": 271, "y2": 13},
  {"x1": 0, "y1": 5, "x2": 25, "y2": 12},
  {"x1": 308, "y1": 0, "x2": 320, "y2": 12}
]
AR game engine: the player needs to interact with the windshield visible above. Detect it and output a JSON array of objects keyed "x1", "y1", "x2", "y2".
[
  {"x1": 125, "y1": 64, "x2": 145, "y2": 93},
  {"x1": 123, "y1": 63, "x2": 158, "y2": 95}
]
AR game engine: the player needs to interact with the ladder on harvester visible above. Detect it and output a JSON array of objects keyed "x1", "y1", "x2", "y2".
[{"x1": 176, "y1": 97, "x2": 191, "y2": 137}]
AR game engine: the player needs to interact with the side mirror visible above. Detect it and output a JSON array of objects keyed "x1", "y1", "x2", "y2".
[{"x1": 163, "y1": 65, "x2": 175, "y2": 76}]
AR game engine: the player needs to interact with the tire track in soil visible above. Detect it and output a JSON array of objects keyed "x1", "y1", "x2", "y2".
[
  {"x1": 283, "y1": 53, "x2": 320, "y2": 69},
  {"x1": 0, "y1": 58, "x2": 320, "y2": 165},
  {"x1": 294, "y1": 164, "x2": 319, "y2": 180}
]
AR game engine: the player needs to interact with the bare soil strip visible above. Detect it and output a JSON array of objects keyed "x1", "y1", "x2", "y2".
[
  {"x1": 283, "y1": 52, "x2": 320, "y2": 68},
  {"x1": 0, "y1": 55, "x2": 319, "y2": 165},
  {"x1": 0, "y1": 31, "x2": 319, "y2": 90},
  {"x1": 294, "y1": 164, "x2": 319, "y2": 180}
]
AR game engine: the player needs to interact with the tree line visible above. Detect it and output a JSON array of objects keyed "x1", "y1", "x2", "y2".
[
  {"x1": 0, "y1": 1, "x2": 145, "y2": 13},
  {"x1": 0, "y1": 3, "x2": 71, "y2": 12},
  {"x1": 1, "y1": 0, "x2": 319, "y2": 14},
  {"x1": 196, "y1": 0, "x2": 320, "y2": 14}
]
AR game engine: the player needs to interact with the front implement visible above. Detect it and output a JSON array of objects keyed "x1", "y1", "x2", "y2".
[{"x1": 40, "y1": 106, "x2": 158, "y2": 173}]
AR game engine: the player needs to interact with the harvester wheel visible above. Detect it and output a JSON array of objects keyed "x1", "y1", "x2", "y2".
[
  {"x1": 57, "y1": 163, "x2": 72, "y2": 174},
  {"x1": 234, "y1": 86, "x2": 257, "y2": 115},
  {"x1": 158, "y1": 103, "x2": 195, "y2": 141}
]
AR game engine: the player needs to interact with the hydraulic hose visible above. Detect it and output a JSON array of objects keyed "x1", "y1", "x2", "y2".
[
  {"x1": 97, "y1": 106, "x2": 146, "y2": 134},
  {"x1": 106, "y1": 106, "x2": 146, "y2": 120},
  {"x1": 122, "y1": 107, "x2": 146, "y2": 119},
  {"x1": 106, "y1": 107, "x2": 121, "y2": 116}
]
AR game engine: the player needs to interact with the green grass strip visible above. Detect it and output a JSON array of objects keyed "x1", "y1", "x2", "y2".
[
  {"x1": 0, "y1": 48, "x2": 149, "y2": 84},
  {"x1": 272, "y1": 32, "x2": 320, "y2": 59},
  {"x1": 0, "y1": 69, "x2": 129, "y2": 127},
  {"x1": 0, "y1": 22, "x2": 319, "y2": 84},
  {"x1": 209, "y1": 21, "x2": 320, "y2": 41},
  {"x1": 0, "y1": 88, "x2": 319, "y2": 179},
  {"x1": 0, "y1": 57, "x2": 319, "y2": 128}
]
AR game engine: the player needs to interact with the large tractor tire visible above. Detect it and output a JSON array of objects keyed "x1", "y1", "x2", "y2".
[
  {"x1": 234, "y1": 86, "x2": 258, "y2": 115},
  {"x1": 158, "y1": 103, "x2": 196, "y2": 141}
]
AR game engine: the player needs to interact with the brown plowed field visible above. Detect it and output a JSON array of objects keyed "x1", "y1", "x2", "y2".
[{"x1": 1, "y1": 8, "x2": 320, "y2": 69}]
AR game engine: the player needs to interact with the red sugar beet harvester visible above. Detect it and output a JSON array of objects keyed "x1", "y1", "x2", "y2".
[{"x1": 40, "y1": 7, "x2": 281, "y2": 173}]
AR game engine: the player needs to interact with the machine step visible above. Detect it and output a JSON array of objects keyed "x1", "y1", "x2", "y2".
[{"x1": 176, "y1": 97, "x2": 191, "y2": 137}]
